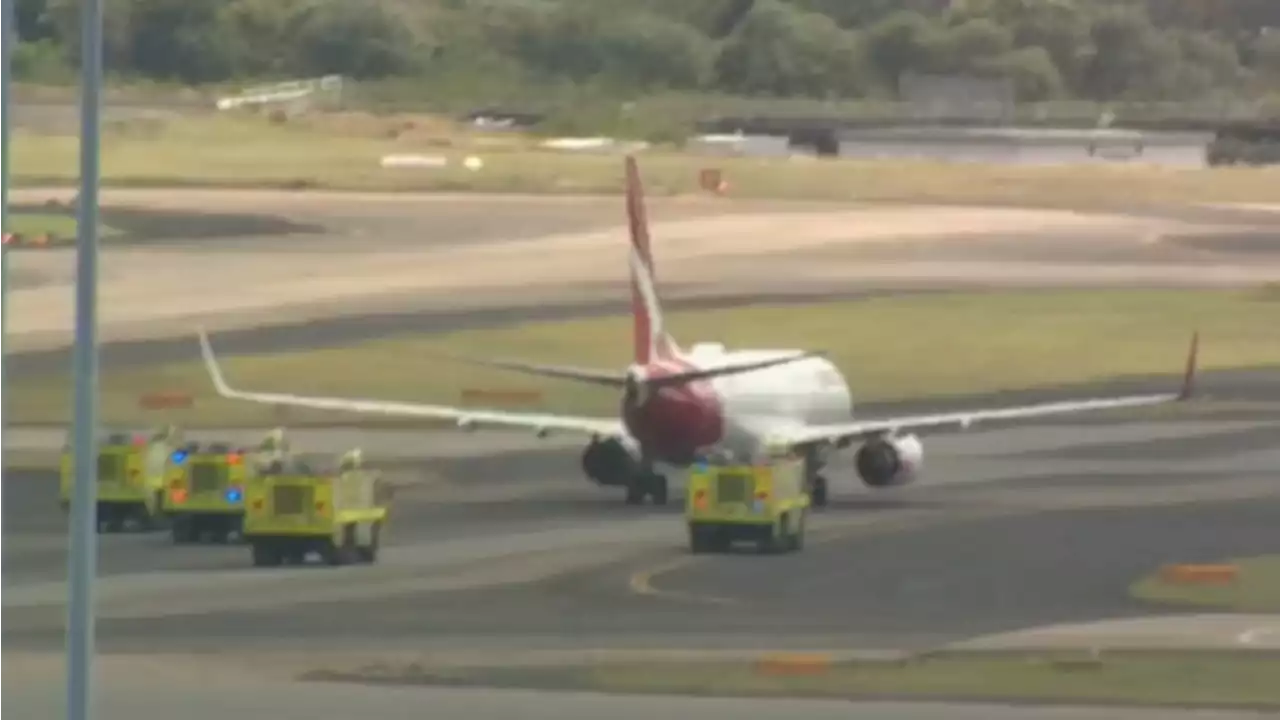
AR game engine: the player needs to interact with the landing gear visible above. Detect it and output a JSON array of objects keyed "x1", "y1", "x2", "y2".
[
  {"x1": 624, "y1": 470, "x2": 668, "y2": 506},
  {"x1": 802, "y1": 447, "x2": 830, "y2": 508},
  {"x1": 810, "y1": 474, "x2": 829, "y2": 508}
]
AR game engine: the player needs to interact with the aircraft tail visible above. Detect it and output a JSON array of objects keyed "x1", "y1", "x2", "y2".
[
  {"x1": 421, "y1": 158, "x2": 823, "y2": 390},
  {"x1": 625, "y1": 156, "x2": 678, "y2": 364}
]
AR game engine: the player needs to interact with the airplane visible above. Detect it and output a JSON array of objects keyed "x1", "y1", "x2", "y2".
[{"x1": 197, "y1": 155, "x2": 1201, "y2": 509}]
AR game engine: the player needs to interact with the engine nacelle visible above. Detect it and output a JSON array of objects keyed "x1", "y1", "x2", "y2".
[
  {"x1": 854, "y1": 433, "x2": 923, "y2": 488},
  {"x1": 580, "y1": 436, "x2": 642, "y2": 487}
]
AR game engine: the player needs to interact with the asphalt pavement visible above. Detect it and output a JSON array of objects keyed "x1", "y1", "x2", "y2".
[
  {"x1": 6, "y1": 399, "x2": 1280, "y2": 720},
  {"x1": 6, "y1": 399, "x2": 1278, "y2": 652}
]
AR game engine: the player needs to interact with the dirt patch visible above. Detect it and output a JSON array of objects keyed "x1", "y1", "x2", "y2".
[
  {"x1": 334, "y1": 205, "x2": 1170, "y2": 285},
  {"x1": 1, "y1": 197, "x2": 1232, "y2": 350}
]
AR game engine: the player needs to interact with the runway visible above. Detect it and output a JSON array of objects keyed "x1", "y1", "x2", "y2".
[{"x1": 4, "y1": 189, "x2": 1280, "y2": 718}]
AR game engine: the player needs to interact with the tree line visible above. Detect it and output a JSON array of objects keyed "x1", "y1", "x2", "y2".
[{"x1": 13, "y1": 0, "x2": 1280, "y2": 103}]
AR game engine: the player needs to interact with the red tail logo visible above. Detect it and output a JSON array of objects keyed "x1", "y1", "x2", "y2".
[{"x1": 624, "y1": 156, "x2": 677, "y2": 365}]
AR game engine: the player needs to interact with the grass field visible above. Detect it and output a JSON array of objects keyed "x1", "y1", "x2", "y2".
[
  {"x1": 11, "y1": 112, "x2": 1280, "y2": 206},
  {"x1": 8, "y1": 289, "x2": 1280, "y2": 427},
  {"x1": 4, "y1": 212, "x2": 78, "y2": 237},
  {"x1": 3, "y1": 211, "x2": 121, "y2": 243},
  {"x1": 305, "y1": 651, "x2": 1280, "y2": 709},
  {"x1": 1130, "y1": 555, "x2": 1280, "y2": 612}
]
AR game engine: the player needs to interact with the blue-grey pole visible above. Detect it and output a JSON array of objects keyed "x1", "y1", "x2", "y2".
[
  {"x1": 0, "y1": 0, "x2": 10, "y2": 661},
  {"x1": 68, "y1": 0, "x2": 104, "y2": 714}
]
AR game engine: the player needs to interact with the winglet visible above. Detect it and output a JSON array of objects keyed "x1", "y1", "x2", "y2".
[
  {"x1": 196, "y1": 328, "x2": 234, "y2": 397},
  {"x1": 1178, "y1": 330, "x2": 1200, "y2": 401}
]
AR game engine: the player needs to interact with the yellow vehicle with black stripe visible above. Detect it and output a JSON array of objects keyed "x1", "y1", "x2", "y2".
[
  {"x1": 242, "y1": 449, "x2": 391, "y2": 567},
  {"x1": 59, "y1": 426, "x2": 185, "y2": 533},
  {"x1": 685, "y1": 444, "x2": 809, "y2": 554}
]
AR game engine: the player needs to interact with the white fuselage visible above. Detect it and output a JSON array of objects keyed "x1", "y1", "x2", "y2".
[{"x1": 686, "y1": 343, "x2": 855, "y2": 460}]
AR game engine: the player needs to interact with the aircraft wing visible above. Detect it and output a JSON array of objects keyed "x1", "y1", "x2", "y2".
[
  {"x1": 778, "y1": 332, "x2": 1201, "y2": 448},
  {"x1": 197, "y1": 330, "x2": 624, "y2": 437},
  {"x1": 777, "y1": 391, "x2": 1186, "y2": 447}
]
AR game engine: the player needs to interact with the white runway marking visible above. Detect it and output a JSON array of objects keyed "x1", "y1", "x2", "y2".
[{"x1": 1236, "y1": 626, "x2": 1280, "y2": 646}]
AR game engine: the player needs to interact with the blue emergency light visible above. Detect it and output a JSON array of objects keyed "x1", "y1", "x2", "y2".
[
  {"x1": 225, "y1": 487, "x2": 243, "y2": 503},
  {"x1": 171, "y1": 450, "x2": 188, "y2": 464}
]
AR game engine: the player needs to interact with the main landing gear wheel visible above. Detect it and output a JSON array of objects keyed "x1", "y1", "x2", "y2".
[
  {"x1": 624, "y1": 472, "x2": 669, "y2": 506},
  {"x1": 810, "y1": 475, "x2": 829, "y2": 508}
]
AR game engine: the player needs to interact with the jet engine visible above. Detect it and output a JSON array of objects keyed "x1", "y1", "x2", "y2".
[
  {"x1": 854, "y1": 433, "x2": 923, "y2": 488},
  {"x1": 580, "y1": 436, "x2": 642, "y2": 486}
]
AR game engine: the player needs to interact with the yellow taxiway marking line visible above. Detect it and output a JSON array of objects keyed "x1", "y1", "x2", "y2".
[
  {"x1": 624, "y1": 520, "x2": 911, "y2": 607},
  {"x1": 627, "y1": 506, "x2": 1026, "y2": 606},
  {"x1": 624, "y1": 522, "x2": 886, "y2": 607},
  {"x1": 628, "y1": 555, "x2": 741, "y2": 607}
]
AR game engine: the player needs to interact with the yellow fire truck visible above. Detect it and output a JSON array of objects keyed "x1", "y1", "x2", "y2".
[
  {"x1": 163, "y1": 428, "x2": 297, "y2": 544},
  {"x1": 59, "y1": 426, "x2": 185, "y2": 533},
  {"x1": 164, "y1": 442, "x2": 254, "y2": 543},
  {"x1": 685, "y1": 443, "x2": 810, "y2": 554},
  {"x1": 242, "y1": 449, "x2": 391, "y2": 567}
]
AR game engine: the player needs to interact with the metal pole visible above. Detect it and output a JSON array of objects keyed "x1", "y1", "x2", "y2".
[
  {"x1": 0, "y1": 0, "x2": 12, "y2": 599},
  {"x1": 0, "y1": 0, "x2": 9, "y2": 676},
  {"x1": 68, "y1": 0, "x2": 104, "y2": 714}
]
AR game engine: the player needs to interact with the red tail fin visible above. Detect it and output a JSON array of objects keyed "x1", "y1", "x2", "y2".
[{"x1": 625, "y1": 156, "x2": 676, "y2": 364}]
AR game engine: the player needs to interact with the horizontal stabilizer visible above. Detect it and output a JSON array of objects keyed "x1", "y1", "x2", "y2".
[
  {"x1": 646, "y1": 351, "x2": 826, "y2": 389},
  {"x1": 431, "y1": 353, "x2": 627, "y2": 388},
  {"x1": 446, "y1": 349, "x2": 825, "y2": 389}
]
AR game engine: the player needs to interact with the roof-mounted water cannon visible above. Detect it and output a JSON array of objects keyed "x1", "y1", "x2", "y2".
[
  {"x1": 339, "y1": 448, "x2": 364, "y2": 473},
  {"x1": 259, "y1": 427, "x2": 289, "y2": 453},
  {"x1": 150, "y1": 424, "x2": 183, "y2": 444}
]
